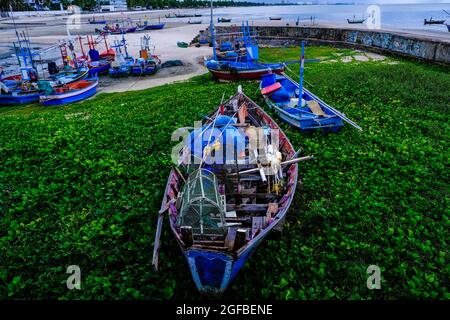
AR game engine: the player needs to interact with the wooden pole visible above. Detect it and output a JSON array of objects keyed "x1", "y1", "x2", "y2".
[{"x1": 152, "y1": 206, "x2": 167, "y2": 271}]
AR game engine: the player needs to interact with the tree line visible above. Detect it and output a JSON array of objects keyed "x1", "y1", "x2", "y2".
[{"x1": 1, "y1": 0, "x2": 267, "y2": 12}]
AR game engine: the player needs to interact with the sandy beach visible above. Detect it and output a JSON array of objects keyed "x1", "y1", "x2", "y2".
[
  {"x1": 0, "y1": 11, "x2": 212, "y2": 93},
  {"x1": 1, "y1": 8, "x2": 449, "y2": 93}
]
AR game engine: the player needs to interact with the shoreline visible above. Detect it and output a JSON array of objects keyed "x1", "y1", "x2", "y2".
[{"x1": 1, "y1": 10, "x2": 448, "y2": 93}]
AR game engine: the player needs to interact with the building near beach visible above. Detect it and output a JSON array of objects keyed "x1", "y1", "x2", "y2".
[
  {"x1": 22, "y1": 0, "x2": 63, "y2": 10},
  {"x1": 98, "y1": 0, "x2": 128, "y2": 12}
]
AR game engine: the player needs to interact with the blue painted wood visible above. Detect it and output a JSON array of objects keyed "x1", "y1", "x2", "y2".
[
  {"x1": 260, "y1": 74, "x2": 346, "y2": 131},
  {"x1": 0, "y1": 91, "x2": 40, "y2": 105},
  {"x1": 40, "y1": 80, "x2": 97, "y2": 106},
  {"x1": 144, "y1": 23, "x2": 165, "y2": 30}
]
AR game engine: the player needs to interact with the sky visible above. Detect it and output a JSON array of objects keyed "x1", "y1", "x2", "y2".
[{"x1": 275, "y1": 1, "x2": 450, "y2": 3}]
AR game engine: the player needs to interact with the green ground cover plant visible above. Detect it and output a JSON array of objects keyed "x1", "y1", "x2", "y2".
[{"x1": 0, "y1": 46, "x2": 448, "y2": 299}]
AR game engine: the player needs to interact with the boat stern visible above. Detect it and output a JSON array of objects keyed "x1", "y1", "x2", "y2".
[{"x1": 185, "y1": 249, "x2": 234, "y2": 296}]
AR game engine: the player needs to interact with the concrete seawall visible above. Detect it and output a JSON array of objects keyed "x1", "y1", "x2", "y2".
[{"x1": 209, "y1": 26, "x2": 450, "y2": 64}]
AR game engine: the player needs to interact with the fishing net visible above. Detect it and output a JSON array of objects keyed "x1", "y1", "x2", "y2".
[{"x1": 179, "y1": 169, "x2": 226, "y2": 237}]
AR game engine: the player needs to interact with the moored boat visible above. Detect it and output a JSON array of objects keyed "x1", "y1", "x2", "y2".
[
  {"x1": 347, "y1": 15, "x2": 366, "y2": 24},
  {"x1": 269, "y1": 17, "x2": 282, "y2": 21},
  {"x1": 39, "y1": 79, "x2": 98, "y2": 106},
  {"x1": 205, "y1": 59, "x2": 285, "y2": 81},
  {"x1": 152, "y1": 86, "x2": 308, "y2": 295},
  {"x1": 205, "y1": 20, "x2": 284, "y2": 81},
  {"x1": 447, "y1": 24, "x2": 450, "y2": 32},
  {"x1": 0, "y1": 84, "x2": 40, "y2": 105},
  {"x1": 424, "y1": 17, "x2": 446, "y2": 25}
]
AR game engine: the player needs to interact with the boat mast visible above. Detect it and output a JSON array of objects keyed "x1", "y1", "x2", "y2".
[
  {"x1": 299, "y1": 41, "x2": 305, "y2": 104},
  {"x1": 210, "y1": 0, "x2": 217, "y2": 60}
]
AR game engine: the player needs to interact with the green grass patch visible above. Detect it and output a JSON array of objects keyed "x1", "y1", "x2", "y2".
[{"x1": 0, "y1": 46, "x2": 449, "y2": 299}]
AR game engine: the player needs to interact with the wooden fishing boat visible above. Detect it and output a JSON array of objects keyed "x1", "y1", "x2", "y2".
[
  {"x1": 0, "y1": 83, "x2": 40, "y2": 105},
  {"x1": 152, "y1": 86, "x2": 308, "y2": 295},
  {"x1": 88, "y1": 60, "x2": 110, "y2": 75},
  {"x1": 131, "y1": 58, "x2": 160, "y2": 75},
  {"x1": 131, "y1": 35, "x2": 161, "y2": 75},
  {"x1": 144, "y1": 23, "x2": 165, "y2": 30},
  {"x1": 39, "y1": 79, "x2": 98, "y2": 106},
  {"x1": 205, "y1": 59, "x2": 284, "y2": 81},
  {"x1": 0, "y1": 30, "x2": 40, "y2": 105},
  {"x1": 260, "y1": 73, "x2": 361, "y2": 131},
  {"x1": 48, "y1": 67, "x2": 89, "y2": 87},
  {"x1": 108, "y1": 34, "x2": 134, "y2": 77},
  {"x1": 424, "y1": 18, "x2": 445, "y2": 25}
]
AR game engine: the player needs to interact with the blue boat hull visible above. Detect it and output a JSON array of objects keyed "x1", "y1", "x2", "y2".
[
  {"x1": 184, "y1": 243, "x2": 259, "y2": 295},
  {"x1": 145, "y1": 23, "x2": 165, "y2": 30},
  {"x1": 0, "y1": 92, "x2": 40, "y2": 105},
  {"x1": 40, "y1": 83, "x2": 97, "y2": 106},
  {"x1": 260, "y1": 74, "x2": 344, "y2": 131},
  {"x1": 130, "y1": 66, "x2": 157, "y2": 75},
  {"x1": 88, "y1": 63, "x2": 110, "y2": 76}
]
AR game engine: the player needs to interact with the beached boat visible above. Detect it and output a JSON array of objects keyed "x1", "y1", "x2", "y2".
[
  {"x1": 0, "y1": 83, "x2": 40, "y2": 105},
  {"x1": 216, "y1": 41, "x2": 247, "y2": 62},
  {"x1": 205, "y1": 21, "x2": 284, "y2": 80},
  {"x1": 131, "y1": 35, "x2": 161, "y2": 75},
  {"x1": 89, "y1": 18, "x2": 107, "y2": 24},
  {"x1": 152, "y1": 86, "x2": 308, "y2": 295},
  {"x1": 217, "y1": 17, "x2": 231, "y2": 23},
  {"x1": 77, "y1": 35, "x2": 111, "y2": 76},
  {"x1": 144, "y1": 23, "x2": 165, "y2": 30},
  {"x1": 131, "y1": 57, "x2": 160, "y2": 75},
  {"x1": 109, "y1": 34, "x2": 134, "y2": 77},
  {"x1": 0, "y1": 31, "x2": 41, "y2": 105},
  {"x1": 177, "y1": 41, "x2": 189, "y2": 48},
  {"x1": 261, "y1": 73, "x2": 354, "y2": 131},
  {"x1": 39, "y1": 79, "x2": 98, "y2": 106},
  {"x1": 424, "y1": 18, "x2": 445, "y2": 25},
  {"x1": 258, "y1": 42, "x2": 361, "y2": 131},
  {"x1": 205, "y1": 59, "x2": 284, "y2": 81},
  {"x1": 48, "y1": 66, "x2": 89, "y2": 87}
]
